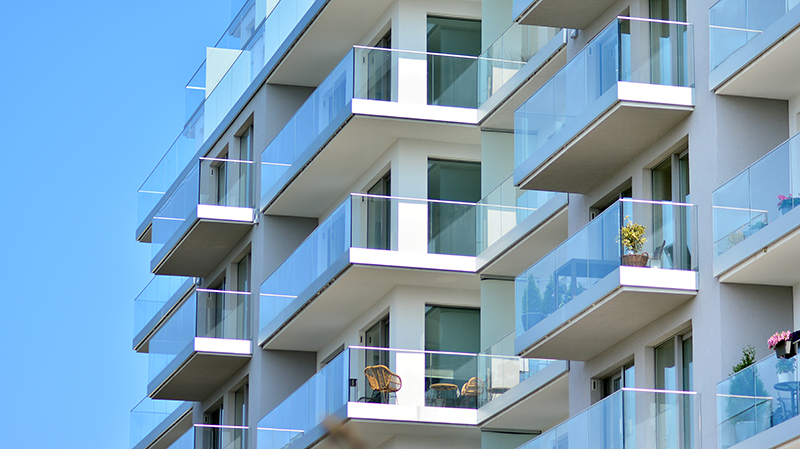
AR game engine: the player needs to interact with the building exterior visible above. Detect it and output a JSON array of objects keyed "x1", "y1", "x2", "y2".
[{"x1": 128, "y1": 0, "x2": 800, "y2": 449}]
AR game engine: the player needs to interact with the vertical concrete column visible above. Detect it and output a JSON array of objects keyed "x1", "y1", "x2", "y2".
[
  {"x1": 793, "y1": 283, "x2": 800, "y2": 331},
  {"x1": 480, "y1": 279, "x2": 515, "y2": 353}
]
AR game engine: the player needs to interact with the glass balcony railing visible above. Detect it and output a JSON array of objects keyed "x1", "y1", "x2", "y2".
[
  {"x1": 134, "y1": 276, "x2": 193, "y2": 341},
  {"x1": 519, "y1": 388, "x2": 700, "y2": 449},
  {"x1": 717, "y1": 352, "x2": 800, "y2": 448},
  {"x1": 260, "y1": 46, "x2": 481, "y2": 203},
  {"x1": 167, "y1": 425, "x2": 248, "y2": 449},
  {"x1": 148, "y1": 289, "x2": 250, "y2": 383},
  {"x1": 515, "y1": 198, "x2": 697, "y2": 336},
  {"x1": 478, "y1": 23, "x2": 561, "y2": 106},
  {"x1": 258, "y1": 192, "x2": 554, "y2": 333},
  {"x1": 710, "y1": 0, "x2": 800, "y2": 70},
  {"x1": 151, "y1": 157, "x2": 254, "y2": 261},
  {"x1": 514, "y1": 16, "x2": 694, "y2": 171},
  {"x1": 257, "y1": 346, "x2": 556, "y2": 448},
  {"x1": 130, "y1": 398, "x2": 185, "y2": 448},
  {"x1": 713, "y1": 133, "x2": 800, "y2": 257},
  {"x1": 138, "y1": 0, "x2": 321, "y2": 234}
]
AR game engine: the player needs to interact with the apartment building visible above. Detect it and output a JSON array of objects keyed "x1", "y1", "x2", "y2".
[{"x1": 127, "y1": 0, "x2": 800, "y2": 448}]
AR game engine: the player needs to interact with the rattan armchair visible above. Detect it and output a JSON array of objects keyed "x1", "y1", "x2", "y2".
[{"x1": 364, "y1": 365, "x2": 402, "y2": 404}]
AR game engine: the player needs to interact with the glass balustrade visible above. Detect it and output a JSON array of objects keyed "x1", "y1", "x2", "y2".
[
  {"x1": 717, "y1": 352, "x2": 799, "y2": 448},
  {"x1": 151, "y1": 157, "x2": 254, "y2": 261},
  {"x1": 518, "y1": 388, "x2": 700, "y2": 449},
  {"x1": 130, "y1": 398, "x2": 185, "y2": 448},
  {"x1": 260, "y1": 46, "x2": 485, "y2": 204},
  {"x1": 134, "y1": 276, "x2": 193, "y2": 341},
  {"x1": 477, "y1": 176, "x2": 562, "y2": 252},
  {"x1": 478, "y1": 23, "x2": 561, "y2": 105},
  {"x1": 713, "y1": 133, "x2": 800, "y2": 257},
  {"x1": 710, "y1": 0, "x2": 800, "y2": 70},
  {"x1": 515, "y1": 199, "x2": 698, "y2": 336},
  {"x1": 138, "y1": 0, "x2": 322, "y2": 233},
  {"x1": 259, "y1": 193, "x2": 543, "y2": 333},
  {"x1": 148, "y1": 289, "x2": 250, "y2": 383},
  {"x1": 514, "y1": 17, "x2": 694, "y2": 171},
  {"x1": 257, "y1": 346, "x2": 556, "y2": 448},
  {"x1": 166, "y1": 425, "x2": 248, "y2": 449}
]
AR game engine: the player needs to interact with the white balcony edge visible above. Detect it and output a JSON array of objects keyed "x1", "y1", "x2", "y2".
[
  {"x1": 197, "y1": 204, "x2": 254, "y2": 222},
  {"x1": 351, "y1": 98, "x2": 478, "y2": 124},
  {"x1": 194, "y1": 337, "x2": 252, "y2": 355},
  {"x1": 349, "y1": 247, "x2": 477, "y2": 272},
  {"x1": 617, "y1": 81, "x2": 694, "y2": 107},
  {"x1": 347, "y1": 402, "x2": 478, "y2": 425}
]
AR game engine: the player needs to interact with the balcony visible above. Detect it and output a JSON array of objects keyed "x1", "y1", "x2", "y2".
[
  {"x1": 258, "y1": 192, "x2": 560, "y2": 350},
  {"x1": 477, "y1": 24, "x2": 567, "y2": 131},
  {"x1": 137, "y1": 0, "x2": 394, "y2": 241},
  {"x1": 260, "y1": 47, "x2": 481, "y2": 217},
  {"x1": 514, "y1": 17, "x2": 695, "y2": 194},
  {"x1": 476, "y1": 177, "x2": 569, "y2": 278},
  {"x1": 130, "y1": 398, "x2": 192, "y2": 449},
  {"x1": 256, "y1": 347, "x2": 567, "y2": 449},
  {"x1": 713, "y1": 133, "x2": 800, "y2": 285},
  {"x1": 134, "y1": 276, "x2": 194, "y2": 352},
  {"x1": 717, "y1": 352, "x2": 800, "y2": 449},
  {"x1": 710, "y1": 0, "x2": 800, "y2": 97},
  {"x1": 148, "y1": 289, "x2": 251, "y2": 401},
  {"x1": 515, "y1": 199, "x2": 698, "y2": 361},
  {"x1": 162, "y1": 425, "x2": 248, "y2": 449},
  {"x1": 518, "y1": 388, "x2": 701, "y2": 449},
  {"x1": 150, "y1": 157, "x2": 255, "y2": 277},
  {"x1": 512, "y1": 0, "x2": 617, "y2": 30}
]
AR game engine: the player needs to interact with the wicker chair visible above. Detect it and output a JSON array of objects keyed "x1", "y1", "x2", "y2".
[
  {"x1": 364, "y1": 365, "x2": 402, "y2": 404},
  {"x1": 460, "y1": 377, "x2": 485, "y2": 408}
]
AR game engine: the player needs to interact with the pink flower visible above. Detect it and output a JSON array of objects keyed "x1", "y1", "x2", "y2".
[
  {"x1": 769, "y1": 330, "x2": 793, "y2": 349},
  {"x1": 778, "y1": 195, "x2": 790, "y2": 201}
]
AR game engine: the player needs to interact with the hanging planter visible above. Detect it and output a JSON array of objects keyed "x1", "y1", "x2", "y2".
[{"x1": 769, "y1": 331, "x2": 798, "y2": 359}]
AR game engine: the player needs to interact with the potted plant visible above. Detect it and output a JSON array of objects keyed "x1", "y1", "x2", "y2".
[
  {"x1": 776, "y1": 358, "x2": 796, "y2": 383},
  {"x1": 619, "y1": 216, "x2": 648, "y2": 267},
  {"x1": 777, "y1": 195, "x2": 800, "y2": 215},
  {"x1": 768, "y1": 330, "x2": 797, "y2": 359}
]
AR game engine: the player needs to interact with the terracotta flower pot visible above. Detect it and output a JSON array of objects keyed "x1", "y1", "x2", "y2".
[{"x1": 621, "y1": 253, "x2": 649, "y2": 267}]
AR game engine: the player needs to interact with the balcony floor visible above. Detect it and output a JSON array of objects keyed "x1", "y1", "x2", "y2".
[
  {"x1": 148, "y1": 337, "x2": 251, "y2": 401},
  {"x1": 516, "y1": 267, "x2": 697, "y2": 361},
  {"x1": 151, "y1": 206, "x2": 254, "y2": 277},
  {"x1": 262, "y1": 108, "x2": 479, "y2": 218},
  {"x1": 259, "y1": 249, "x2": 479, "y2": 351},
  {"x1": 515, "y1": 83, "x2": 693, "y2": 194}
]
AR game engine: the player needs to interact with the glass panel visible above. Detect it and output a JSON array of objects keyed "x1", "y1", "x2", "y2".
[
  {"x1": 130, "y1": 398, "x2": 184, "y2": 448},
  {"x1": 710, "y1": 0, "x2": 795, "y2": 69},
  {"x1": 514, "y1": 17, "x2": 694, "y2": 171},
  {"x1": 518, "y1": 389, "x2": 700, "y2": 449},
  {"x1": 516, "y1": 199, "x2": 698, "y2": 337},
  {"x1": 478, "y1": 23, "x2": 561, "y2": 105},
  {"x1": 133, "y1": 276, "x2": 193, "y2": 340},
  {"x1": 148, "y1": 290, "x2": 249, "y2": 383},
  {"x1": 195, "y1": 424, "x2": 247, "y2": 449},
  {"x1": 713, "y1": 133, "x2": 800, "y2": 256}
]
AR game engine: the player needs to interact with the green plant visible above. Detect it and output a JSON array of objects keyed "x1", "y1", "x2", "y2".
[
  {"x1": 619, "y1": 216, "x2": 647, "y2": 254},
  {"x1": 732, "y1": 345, "x2": 756, "y2": 375}
]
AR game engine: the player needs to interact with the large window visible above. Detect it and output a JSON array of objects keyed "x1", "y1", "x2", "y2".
[
  {"x1": 427, "y1": 159, "x2": 481, "y2": 256},
  {"x1": 426, "y1": 16, "x2": 481, "y2": 108}
]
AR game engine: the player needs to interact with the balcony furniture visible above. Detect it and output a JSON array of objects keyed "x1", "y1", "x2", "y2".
[
  {"x1": 775, "y1": 381, "x2": 800, "y2": 417},
  {"x1": 364, "y1": 365, "x2": 402, "y2": 404},
  {"x1": 649, "y1": 240, "x2": 666, "y2": 268},
  {"x1": 460, "y1": 377, "x2": 485, "y2": 408},
  {"x1": 428, "y1": 383, "x2": 459, "y2": 407}
]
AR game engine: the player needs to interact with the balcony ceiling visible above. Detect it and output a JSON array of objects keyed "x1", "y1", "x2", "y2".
[
  {"x1": 715, "y1": 18, "x2": 800, "y2": 99},
  {"x1": 310, "y1": 418, "x2": 481, "y2": 449},
  {"x1": 719, "y1": 225, "x2": 800, "y2": 286},
  {"x1": 261, "y1": 261, "x2": 480, "y2": 351},
  {"x1": 152, "y1": 219, "x2": 253, "y2": 277},
  {"x1": 480, "y1": 369, "x2": 569, "y2": 434},
  {"x1": 149, "y1": 351, "x2": 250, "y2": 401},
  {"x1": 517, "y1": 98, "x2": 692, "y2": 194},
  {"x1": 515, "y1": 0, "x2": 616, "y2": 29},
  {"x1": 267, "y1": 0, "x2": 395, "y2": 87},
  {"x1": 264, "y1": 114, "x2": 480, "y2": 218}
]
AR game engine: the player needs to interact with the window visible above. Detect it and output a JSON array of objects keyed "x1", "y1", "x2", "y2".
[
  {"x1": 652, "y1": 151, "x2": 691, "y2": 269},
  {"x1": 367, "y1": 173, "x2": 391, "y2": 250},
  {"x1": 426, "y1": 16, "x2": 481, "y2": 107},
  {"x1": 238, "y1": 127, "x2": 254, "y2": 208},
  {"x1": 424, "y1": 306, "x2": 480, "y2": 403},
  {"x1": 654, "y1": 333, "x2": 694, "y2": 449},
  {"x1": 427, "y1": 159, "x2": 481, "y2": 256}
]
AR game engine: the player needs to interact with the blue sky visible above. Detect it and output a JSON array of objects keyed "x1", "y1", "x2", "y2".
[{"x1": 0, "y1": 2, "x2": 234, "y2": 447}]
